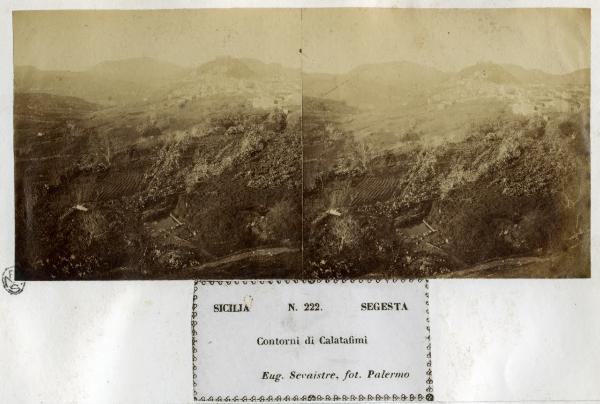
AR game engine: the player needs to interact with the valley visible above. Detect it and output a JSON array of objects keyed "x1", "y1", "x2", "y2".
[
  {"x1": 13, "y1": 57, "x2": 590, "y2": 279},
  {"x1": 302, "y1": 62, "x2": 590, "y2": 278},
  {"x1": 15, "y1": 57, "x2": 302, "y2": 279}
]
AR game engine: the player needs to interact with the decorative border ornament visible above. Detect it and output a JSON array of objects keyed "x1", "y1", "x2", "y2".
[{"x1": 191, "y1": 279, "x2": 433, "y2": 402}]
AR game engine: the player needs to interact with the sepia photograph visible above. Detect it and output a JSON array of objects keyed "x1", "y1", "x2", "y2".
[
  {"x1": 13, "y1": 8, "x2": 590, "y2": 280},
  {"x1": 301, "y1": 8, "x2": 590, "y2": 278},
  {"x1": 13, "y1": 10, "x2": 303, "y2": 279}
]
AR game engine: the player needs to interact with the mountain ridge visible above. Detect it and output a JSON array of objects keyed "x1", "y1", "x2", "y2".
[
  {"x1": 16, "y1": 56, "x2": 588, "y2": 81},
  {"x1": 15, "y1": 57, "x2": 589, "y2": 107},
  {"x1": 14, "y1": 56, "x2": 299, "y2": 105}
]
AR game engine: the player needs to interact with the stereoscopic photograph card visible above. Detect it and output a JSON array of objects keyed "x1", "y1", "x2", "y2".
[
  {"x1": 1, "y1": 1, "x2": 599, "y2": 404},
  {"x1": 11, "y1": 7, "x2": 590, "y2": 280}
]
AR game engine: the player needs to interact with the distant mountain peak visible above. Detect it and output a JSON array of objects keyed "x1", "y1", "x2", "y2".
[
  {"x1": 457, "y1": 63, "x2": 520, "y2": 84},
  {"x1": 195, "y1": 57, "x2": 257, "y2": 79}
]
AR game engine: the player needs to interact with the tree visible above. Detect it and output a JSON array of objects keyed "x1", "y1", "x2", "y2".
[
  {"x1": 85, "y1": 132, "x2": 114, "y2": 169},
  {"x1": 357, "y1": 140, "x2": 371, "y2": 171},
  {"x1": 264, "y1": 199, "x2": 297, "y2": 241},
  {"x1": 331, "y1": 216, "x2": 360, "y2": 252},
  {"x1": 347, "y1": 138, "x2": 372, "y2": 173},
  {"x1": 101, "y1": 133, "x2": 113, "y2": 166}
]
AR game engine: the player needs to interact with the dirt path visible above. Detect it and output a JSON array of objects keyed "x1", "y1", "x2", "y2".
[
  {"x1": 191, "y1": 246, "x2": 300, "y2": 271},
  {"x1": 440, "y1": 255, "x2": 560, "y2": 278}
]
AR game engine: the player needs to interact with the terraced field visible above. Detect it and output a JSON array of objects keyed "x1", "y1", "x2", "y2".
[
  {"x1": 95, "y1": 170, "x2": 145, "y2": 200},
  {"x1": 351, "y1": 176, "x2": 403, "y2": 206}
]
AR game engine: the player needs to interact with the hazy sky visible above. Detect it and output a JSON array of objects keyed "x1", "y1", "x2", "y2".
[
  {"x1": 14, "y1": 8, "x2": 589, "y2": 75},
  {"x1": 302, "y1": 8, "x2": 590, "y2": 74},
  {"x1": 13, "y1": 9, "x2": 302, "y2": 71}
]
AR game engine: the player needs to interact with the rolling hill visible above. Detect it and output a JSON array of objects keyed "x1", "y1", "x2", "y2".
[
  {"x1": 14, "y1": 61, "x2": 182, "y2": 106},
  {"x1": 303, "y1": 61, "x2": 449, "y2": 107},
  {"x1": 304, "y1": 61, "x2": 590, "y2": 108},
  {"x1": 15, "y1": 56, "x2": 301, "y2": 108}
]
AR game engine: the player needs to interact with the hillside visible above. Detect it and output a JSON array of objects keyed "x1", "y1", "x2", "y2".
[
  {"x1": 304, "y1": 61, "x2": 449, "y2": 107},
  {"x1": 304, "y1": 61, "x2": 589, "y2": 108},
  {"x1": 303, "y1": 100, "x2": 590, "y2": 278},
  {"x1": 457, "y1": 63, "x2": 521, "y2": 84},
  {"x1": 302, "y1": 60, "x2": 590, "y2": 278},
  {"x1": 14, "y1": 57, "x2": 303, "y2": 280},
  {"x1": 15, "y1": 56, "x2": 301, "y2": 107},
  {"x1": 13, "y1": 56, "x2": 590, "y2": 279},
  {"x1": 14, "y1": 64, "x2": 174, "y2": 105},
  {"x1": 303, "y1": 61, "x2": 589, "y2": 151}
]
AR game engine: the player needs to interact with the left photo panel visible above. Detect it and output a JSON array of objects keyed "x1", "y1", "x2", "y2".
[{"x1": 13, "y1": 10, "x2": 303, "y2": 280}]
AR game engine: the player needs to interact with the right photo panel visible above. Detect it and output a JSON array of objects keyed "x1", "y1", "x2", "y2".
[{"x1": 301, "y1": 8, "x2": 590, "y2": 279}]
